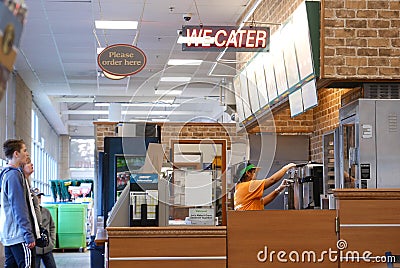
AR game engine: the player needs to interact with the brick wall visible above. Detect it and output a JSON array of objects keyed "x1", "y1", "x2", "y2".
[
  {"x1": 93, "y1": 122, "x2": 247, "y2": 163},
  {"x1": 253, "y1": 107, "x2": 314, "y2": 134},
  {"x1": 322, "y1": 0, "x2": 400, "y2": 79},
  {"x1": 94, "y1": 122, "x2": 117, "y2": 152},
  {"x1": 161, "y1": 122, "x2": 247, "y2": 158}
]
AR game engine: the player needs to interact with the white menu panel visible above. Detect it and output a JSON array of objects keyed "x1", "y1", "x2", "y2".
[{"x1": 289, "y1": 89, "x2": 303, "y2": 117}]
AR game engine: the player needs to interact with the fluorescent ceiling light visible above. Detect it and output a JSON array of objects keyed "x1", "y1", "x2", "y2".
[
  {"x1": 160, "y1": 77, "x2": 191, "y2": 82},
  {"x1": 95, "y1": 20, "x2": 138, "y2": 30},
  {"x1": 177, "y1": 36, "x2": 215, "y2": 45},
  {"x1": 167, "y1": 59, "x2": 203, "y2": 66},
  {"x1": 63, "y1": 110, "x2": 188, "y2": 115},
  {"x1": 154, "y1": 90, "x2": 183, "y2": 95},
  {"x1": 151, "y1": 118, "x2": 170, "y2": 122},
  {"x1": 95, "y1": 103, "x2": 110, "y2": 107},
  {"x1": 95, "y1": 103, "x2": 179, "y2": 107},
  {"x1": 62, "y1": 110, "x2": 108, "y2": 115}
]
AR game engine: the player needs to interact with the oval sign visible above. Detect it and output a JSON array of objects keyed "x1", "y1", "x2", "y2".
[{"x1": 97, "y1": 44, "x2": 146, "y2": 77}]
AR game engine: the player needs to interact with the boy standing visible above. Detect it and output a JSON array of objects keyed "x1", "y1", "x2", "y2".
[
  {"x1": 0, "y1": 139, "x2": 36, "y2": 267},
  {"x1": 35, "y1": 191, "x2": 57, "y2": 268}
]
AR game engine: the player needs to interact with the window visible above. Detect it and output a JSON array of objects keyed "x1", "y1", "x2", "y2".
[
  {"x1": 70, "y1": 138, "x2": 95, "y2": 179},
  {"x1": 31, "y1": 110, "x2": 58, "y2": 195}
]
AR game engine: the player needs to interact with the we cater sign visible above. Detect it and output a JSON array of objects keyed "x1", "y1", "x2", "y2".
[
  {"x1": 182, "y1": 25, "x2": 270, "y2": 52},
  {"x1": 97, "y1": 44, "x2": 146, "y2": 79}
]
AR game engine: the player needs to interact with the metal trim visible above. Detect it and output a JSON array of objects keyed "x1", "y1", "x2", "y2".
[
  {"x1": 340, "y1": 224, "x2": 400, "y2": 227},
  {"x1": 109, "y1": 256, "x2": 227, "y2": 261}
]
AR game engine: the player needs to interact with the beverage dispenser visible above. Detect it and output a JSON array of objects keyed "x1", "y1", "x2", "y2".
[{"x1": 284, "y1": 163, "x2": 323, "y2": 209}]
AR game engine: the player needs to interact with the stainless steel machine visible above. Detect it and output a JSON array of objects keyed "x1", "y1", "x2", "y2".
[
  {"x1": 338, "y1": 99, "x2": 400, "y2": 189},
  {"x1": 285, "y1": 163, "x2": 323, "y2": 209}
]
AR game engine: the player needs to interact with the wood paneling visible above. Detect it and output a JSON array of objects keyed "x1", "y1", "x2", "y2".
[
  {"x1": 109, "y1": 260, "x2": 226, "y2": 268},
  {"x1": 106, "y1": 227, "x2": 227, "y2": 268},
  {"x1": 338, "y1": 200, "x2": 400, "y2": 224},
  {"x1": 335, "y1": 189, "x2": 400, "y2": 268},
  {"x1": 227, "y1": 210, "x2": 338, "y2": 268},
  {"x1": 109, "y1": 237, "x2": 226, "y2": 257}
]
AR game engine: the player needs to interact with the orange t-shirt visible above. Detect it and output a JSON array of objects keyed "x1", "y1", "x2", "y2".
[{"x1": 234, "y1": 179, "x2": 266, "y2": 210}]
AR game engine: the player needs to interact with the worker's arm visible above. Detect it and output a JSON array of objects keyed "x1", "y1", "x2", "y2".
[
  {"x1": 261, "y1": 179, "x2": 288, "y2": 206},
  {"x1": 263, "y1": 163, "x2": 296, "y2": 189}
]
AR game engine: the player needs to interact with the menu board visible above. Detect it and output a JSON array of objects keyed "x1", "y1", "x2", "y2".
[
  {"x1": 263, "y1": 53, "x2": 278, "y2": 102},
  {"x1": 253, "y1": 54, "x2": 269, "y2": 108},
  {"x1": 233, "y1": 1, "x2": 319, "y2": 124},
  {"x1": 301, "y1": 79, "x2": 318, "y2": 111},
  {"x1": 233, "y1": 75, "x2": 245, "y2": 122},
  {"x1": 281, "y1": 18, "x2": 301, "y2": 91},
  {"x1": 245, "y1": 62, "x2": 260, "y2": 114},
  {"x1": 239, "y1": 70, "x2": 252, "y2": 118},
  {"x1": 270, "y1": 34, "x2": 288, "y2": 96},
  {"x1": 293, "y1": 2, "x2": 314, "y2": 80},
  {"x1": 289, "y1": 89, "x2": 303, "y2": 117}
]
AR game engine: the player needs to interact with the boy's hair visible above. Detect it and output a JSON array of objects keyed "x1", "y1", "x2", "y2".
[{"x1": 3, "y1": 139, "x2": 25, "y2": 160}]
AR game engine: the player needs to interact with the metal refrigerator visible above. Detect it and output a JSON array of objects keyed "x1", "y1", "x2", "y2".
[{"x1": 338, "y1": 99, "x2": 400, "y2": 189}]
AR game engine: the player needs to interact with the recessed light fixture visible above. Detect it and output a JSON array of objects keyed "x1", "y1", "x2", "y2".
[
  {"x1": 167, "y1": 59, "x2": 203, "y2": 66},
  {"x1": 95, "y1": 20, "x2": 138, "y2": 30},
  {"x1": 154, "y1": 90, "x2": 183, "y2": 95},
  {"x1": 160, "y1": 77, "x2": 191, "y2": 82}
]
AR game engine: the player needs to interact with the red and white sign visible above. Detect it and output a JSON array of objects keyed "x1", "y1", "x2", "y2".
[{"x1": 182, "y1": 26, "x2": 270, "y2": 52}]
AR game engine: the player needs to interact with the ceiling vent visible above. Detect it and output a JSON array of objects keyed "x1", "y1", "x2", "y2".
[{"x1": 363, "y1": 83, "x2": 400, "y2": 99}]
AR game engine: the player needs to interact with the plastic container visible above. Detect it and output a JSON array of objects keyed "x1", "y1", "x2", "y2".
[
  {"x1": 58, "y1": 233, "x2": 86, "y2": 249},
  {"x1": 57, "y1": 204, "x2": 87, "y2": 249},
  {"x1": 57, "y1": 204, "x2": 87, "y2": 234}
]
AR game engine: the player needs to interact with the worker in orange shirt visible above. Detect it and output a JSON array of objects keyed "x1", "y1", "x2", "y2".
[{"x1": 234, "y1": 162, "x2": 296, "y2": 211}]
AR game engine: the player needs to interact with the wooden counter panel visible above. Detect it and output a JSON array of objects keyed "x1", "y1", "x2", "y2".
[
  {"x1": 108, "y1": 237, "x2": 226, "y2": 257},
  {"x1": 340, "y1": 227, "x2": 400, "y2": 255},
  {"x1": 338, "y1": 200, "x2": 400, "y2": 224},
  {"x1": 109, "y1": 259, "x2": 226, "y2": 268},
  {"x1": 228, "y1": 210, "x2": 338, "y2": 268}
]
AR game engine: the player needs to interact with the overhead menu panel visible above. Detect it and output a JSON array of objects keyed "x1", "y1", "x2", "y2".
[
  {"x1": 302, "y1": 78, "x2": 318, "y2": 111},
  {"x1": 289, "y1": 89, "x2": 303, "y2": 117},
  {"x1": 270, "y1": 34, "x2": 289, "y2": 96},
  {"x1": 233, "y1": 75, "x2": 245, "y2": 123},
  {"x1": 293, "y1": 2, "x2": 315, "y2": 80},
  {"x1": 232, "y1": 1, "x2": 320, "y2": 123},
  {"x1": 239, "y1": 70, "x2": 252, "y2": 118},
  {"x1": 246, "y1": 62, "x2": 260, "y2": 114},
  {"x1": 263, "y1": 53, "x2": 278, "y2": 103},
  {"x1": 253, "y1": 54, "x2": 269, "y2": 109},
  {"x1": 281, "y1": 17, "x2": 300, "y2": 91}
]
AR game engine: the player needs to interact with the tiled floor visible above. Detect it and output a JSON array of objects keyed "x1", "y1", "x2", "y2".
[{"x1": 52, "y1": 251, "x2": 91, "y2": 268}]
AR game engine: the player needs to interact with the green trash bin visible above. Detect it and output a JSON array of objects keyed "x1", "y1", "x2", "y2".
[{"x1": 57, "y1": 204, "x2": 87, "y2": 249}]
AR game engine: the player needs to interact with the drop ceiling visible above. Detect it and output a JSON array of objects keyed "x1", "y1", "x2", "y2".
[{"x1": 15, "y1": 0, "x2": 251, "y2": 136}]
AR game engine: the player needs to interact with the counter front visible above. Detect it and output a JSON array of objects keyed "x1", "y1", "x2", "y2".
[{"x1": 105, "y1": 226, "x2": 226, "y2": 268}]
